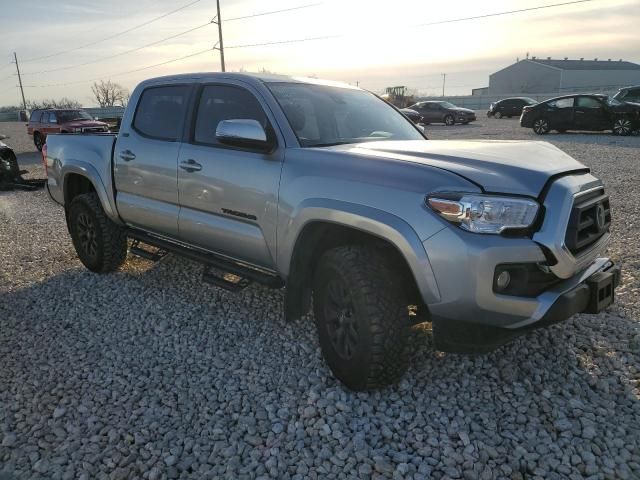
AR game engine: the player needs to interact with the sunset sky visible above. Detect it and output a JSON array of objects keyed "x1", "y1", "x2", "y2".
[{"x1": 1, "y1": 0, "x2": 638, "y2": 106}]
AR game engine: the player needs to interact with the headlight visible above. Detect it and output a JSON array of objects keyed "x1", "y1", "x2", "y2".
[{"x1": 427, "y1": 193, "x2": 539, "y2": 234}]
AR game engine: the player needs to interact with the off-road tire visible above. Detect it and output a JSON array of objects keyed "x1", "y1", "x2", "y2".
[
  {"x1": 34, "y1": 132, "x2": 44, "y2": 151},
  {"x1": 444, "y1": 114, "x2": 455, "y2": 126},
  {"x1": 313, "y1": 246, "x2": 410, "y2": 390},
  {"x1": 68, "y1": 192, "x2": 127, "y2": 273}
]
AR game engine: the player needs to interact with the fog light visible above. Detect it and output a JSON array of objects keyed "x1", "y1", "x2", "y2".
[{"x1": 496, "y1": 270, "x2": 511, "y2": 291}]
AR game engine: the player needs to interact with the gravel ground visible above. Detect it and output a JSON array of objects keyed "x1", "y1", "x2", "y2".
[{"x1": 1, "y1": 119, "x2": 639, "y2": 480}]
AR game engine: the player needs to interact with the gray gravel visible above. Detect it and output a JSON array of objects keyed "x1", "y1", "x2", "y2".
[{"x1": 1, "y1": 119, "x2": 640, "y2": 479}]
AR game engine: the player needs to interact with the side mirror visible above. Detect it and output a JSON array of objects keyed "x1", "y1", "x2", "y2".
[{"x1": 216, "y1": 119, "x2": 274, "y2": 152}]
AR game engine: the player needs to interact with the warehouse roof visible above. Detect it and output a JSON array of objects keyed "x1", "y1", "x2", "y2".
[{"x1": 528, "y1": 58, "x2": 640, "y2": 71}]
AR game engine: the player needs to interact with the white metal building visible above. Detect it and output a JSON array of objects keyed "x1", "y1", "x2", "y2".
[{"x1": 488, "y1": 58, "x2": 640, "y2": 95}]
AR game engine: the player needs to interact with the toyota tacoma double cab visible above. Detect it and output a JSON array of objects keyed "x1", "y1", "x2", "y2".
[{"x1": 44, "y1": 73, "x2": 620, "y2": 390}]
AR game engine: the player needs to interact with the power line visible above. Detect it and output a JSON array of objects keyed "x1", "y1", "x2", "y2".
[
  {"x1": 18, "y1": 3, "x2": 322, "y2": 76},
  {"x1": 226, "y1": 2, "x2": 321, "y2": 21},
  {"x1": 22, "y1": 47, "x2": 214, "y2": 88},
  {"x1": 20, "y1": 21, "x2": 214, "y2": 76},
  {"x1": 413, "y1": 0, "x2": 595, "y2": 27},
  {"x1": 226, "y1": 34, "x2": 339, "y2": 49},
  {"x1": 22, "y1": 0, "x2": 202, "y2": 63}
]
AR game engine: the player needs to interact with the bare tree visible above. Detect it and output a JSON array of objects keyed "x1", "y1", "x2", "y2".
[
  {"x1": 26, "y1": 98, "x2": 82, "y2": 110},
  {"x1": 91, "y1": 80, "x2": 129, "y2": 107}
]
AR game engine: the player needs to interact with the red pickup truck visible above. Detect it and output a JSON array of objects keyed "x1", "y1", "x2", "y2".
[{"x1": 27, "y1": 109, "x2": 109, "y2": 151}]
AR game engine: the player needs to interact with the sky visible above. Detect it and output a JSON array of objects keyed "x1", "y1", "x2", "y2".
[{"x1": 0, "y1": 0, "x2": 639, "y2": 107}]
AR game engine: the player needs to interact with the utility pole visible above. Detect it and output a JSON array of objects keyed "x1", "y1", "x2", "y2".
[
  {"x1": 215, "y1": 0, "x2": 226, "y2": 72},
  {"x1": 441, "y1": 73, "x2": 446, "y2": 97},
  {"x1": 13, "y1": 52, "x2": 27, "y2": 111}
]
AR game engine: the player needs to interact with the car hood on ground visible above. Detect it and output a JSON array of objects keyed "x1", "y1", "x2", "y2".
[
  {"x1": 62, "y1": 120, "x2": 108, "y2": 128},
  {"x1": 326, "y1": 140, "x2": 588, "y2": 197}
]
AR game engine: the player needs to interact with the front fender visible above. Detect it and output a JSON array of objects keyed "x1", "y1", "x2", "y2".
[{"x1": 279, "y1": 198, "x2": 442, "y2": 303}]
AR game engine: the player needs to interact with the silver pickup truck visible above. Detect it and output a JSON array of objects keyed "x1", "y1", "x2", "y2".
[{"x1": 45, "y1": 72, "x2": 620, "y2": 390}]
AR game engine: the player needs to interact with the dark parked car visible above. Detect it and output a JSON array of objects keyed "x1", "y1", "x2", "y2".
[
  {"x1": 407, "y1": 101, "x2": 476, "y2": 125},
  {"x1": 613, "y1": 85, "x2": 640, "y2": 104},
  {"x1": 487, "y1": 97, "x2": 537, "y2": 118},
  {"x1": 520, "y1": 94, "x2": 640, "y2": 136},
  {"x1": 27, "y1": 109, "x2": 109, "y2": 151},
  {"x1": 399, "y1": 108, "x2": 422, "y2": 124}
]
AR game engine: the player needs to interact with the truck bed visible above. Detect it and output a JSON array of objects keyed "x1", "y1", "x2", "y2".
[{"x1": 45, "y1": 133, "x2": 118, "y2": 208}]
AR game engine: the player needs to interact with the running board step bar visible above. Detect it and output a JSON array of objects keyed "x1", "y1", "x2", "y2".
[
  {"x1": 129, "y1": 240, "x2": 167, "y2": 262},
  {"x1": 202, "y1": 268, "x2": 251, "y2": 292},
  {"x1": 127, "y1": 229, "x2": 284, "y2": 290}
]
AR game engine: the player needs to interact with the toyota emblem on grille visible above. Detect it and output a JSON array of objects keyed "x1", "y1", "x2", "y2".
[{"x1": 595, "y1": 203, "x2": 606, "y2": 231}]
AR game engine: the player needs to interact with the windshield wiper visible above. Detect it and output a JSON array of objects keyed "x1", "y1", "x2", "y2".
[{"x1": 307, "y1": 141, "x2": 354, "y2": 148}]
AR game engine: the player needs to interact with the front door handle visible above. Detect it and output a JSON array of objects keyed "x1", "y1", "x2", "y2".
[
  {"x1": 119, "y1": 150, "x2": 136, "y2": 161},
  {"x1": 180, "y1": 159, "x2": 202, "y2": 172}
]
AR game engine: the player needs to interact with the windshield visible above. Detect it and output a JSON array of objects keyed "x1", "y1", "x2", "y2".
[
  {"x1": 56, "y1": 110, "x2": 93, "y2": 123},
  {"x1": 522, "y1": 98, "x2": 537, "y2": 104},
  {"x1": 268, "y1": 83, "x2": 424, "y2": 147}
]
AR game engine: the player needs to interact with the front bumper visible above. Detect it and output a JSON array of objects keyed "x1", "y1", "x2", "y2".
[
  {"x1": 420, "y1": 203, "x2": 617, "y2": 353},
  {"x1": 430, "y1": 260, "x2": 620, "y2": 353},
  {"x1": 457, "y1": 114, "x2": 476, "y2": 122}
]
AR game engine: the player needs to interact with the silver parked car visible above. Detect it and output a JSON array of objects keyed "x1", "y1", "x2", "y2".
[{"x1": 44, "y1": 73, "x2": 620, "y2": 390}]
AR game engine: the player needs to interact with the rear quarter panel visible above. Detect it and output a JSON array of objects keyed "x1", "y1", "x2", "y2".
[{"x1": 46, "y1": 134, "x2": 119, "y2": 221}]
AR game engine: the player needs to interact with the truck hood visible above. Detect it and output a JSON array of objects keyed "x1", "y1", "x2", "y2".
[{"x1": 329, "y1": 140, "x2": 588, "y2": 197}]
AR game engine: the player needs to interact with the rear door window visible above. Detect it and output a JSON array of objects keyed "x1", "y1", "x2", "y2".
[
  {"x1": 48, "y1": 112, "x2": 57, "y2": 123},
  {"x1": 576, "y1": 97, "x2": 602, "y2": 108},
  {"x1": 133, "y1": 85, "x2": 190, "y2": 141},
  {"x1": 193, "y1": 85, "x2": 269, "y2": 146}
]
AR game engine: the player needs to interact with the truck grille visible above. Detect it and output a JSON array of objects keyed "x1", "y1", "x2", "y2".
[{"x1": 565, "y1": 188, "x2": 611, "y2": 255}]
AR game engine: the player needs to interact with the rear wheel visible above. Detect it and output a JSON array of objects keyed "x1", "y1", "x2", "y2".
[
  {"x1": 34, "y1": 132, "x2": 44, "y2": 151},
  {"x1": 612, "y1": 117, "x2": 633, "y2": 136},
  {"x1": 533, "y1": 118, "x2": 551, "y2": 135},
  {"x1": 444, "y1": 114, "x2": 455, "y2": 126},
  {"x1": 68, "y1": 193, "x2": 128, "y2": 273},
  {"x1": 313, "y1": 246, "x2": 410, "y2": 391}
]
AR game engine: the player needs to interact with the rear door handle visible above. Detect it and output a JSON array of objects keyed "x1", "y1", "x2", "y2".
[
  {"x1": 180, "y1": 159, "x2": 202, "y2": 172},
  {"x1": 119, "y1": 150, "x2": 136, "y2": 161}
]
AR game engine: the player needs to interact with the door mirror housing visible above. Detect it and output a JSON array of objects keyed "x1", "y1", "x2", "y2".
[{"x1": 216, "y1": 119, "x2": 274, "y2": 152}]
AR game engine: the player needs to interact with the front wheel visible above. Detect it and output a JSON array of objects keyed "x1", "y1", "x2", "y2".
[
  {"x1": 68, "y1": 192, "x2": 128, "y2": 272},
  {"x1": 533, "y1": 118, "x2": 551, "y2": 135},
  {"x1": 494, "y1": 111, "x2": 502, "y2": 119},
  {"x1": 612, "y1": 117, "x2": 633, "y2": 136},
  {"x1": 444, "y1": 115, "x2": 455, "y2": 126},
  {"x1": 313, "y1": 246, "x2": 410, "y2": 391}
]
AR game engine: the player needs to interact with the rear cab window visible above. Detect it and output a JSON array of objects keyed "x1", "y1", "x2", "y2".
[{"x1": 132, "y1": 85, "x2": 190, "y2": 141}]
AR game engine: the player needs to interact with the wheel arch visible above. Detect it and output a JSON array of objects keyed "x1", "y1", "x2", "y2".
[
  {"x1": 61, "y1": 166, "x2": 120, "y2": 223},
  {"x1": 282, "y1": 200, "x2": 440, "y2": 322}
]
